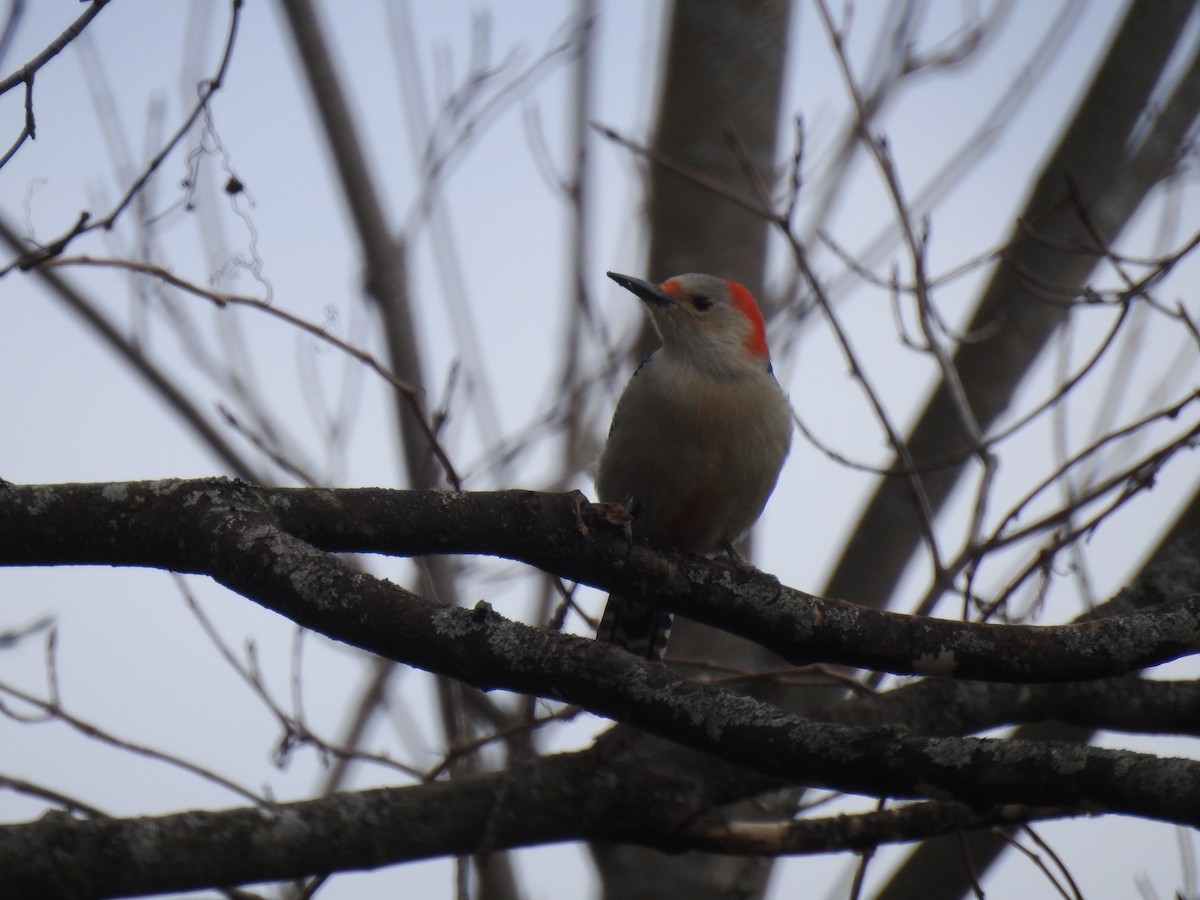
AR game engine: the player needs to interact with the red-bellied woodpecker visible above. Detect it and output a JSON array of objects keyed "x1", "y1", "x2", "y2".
[{"x1": 595, "y1": 271, "x2": 793, "y2": 659}]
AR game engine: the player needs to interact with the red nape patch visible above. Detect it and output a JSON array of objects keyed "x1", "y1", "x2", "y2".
[{"x1": 728, "y1": 281, "x2": 769, "y2": 358}]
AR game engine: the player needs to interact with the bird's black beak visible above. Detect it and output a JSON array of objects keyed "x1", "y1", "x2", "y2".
[{"x1": 607, "y1": 271, "x2": 670, "y2": 308}]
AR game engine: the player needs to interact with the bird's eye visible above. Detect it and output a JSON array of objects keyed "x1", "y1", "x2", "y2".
[{"x1": 692, "y1": 296, "x2": 713, "y2": 311}]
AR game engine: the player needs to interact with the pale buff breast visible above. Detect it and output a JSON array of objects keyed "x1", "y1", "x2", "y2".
[{"x1": 596, "y1": 354, "x2": 792, "y2": 554}]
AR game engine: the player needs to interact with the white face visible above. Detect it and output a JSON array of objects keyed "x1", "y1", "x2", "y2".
[{"x1": 648, "y1": 274, "x2": 767, "y2": 372}]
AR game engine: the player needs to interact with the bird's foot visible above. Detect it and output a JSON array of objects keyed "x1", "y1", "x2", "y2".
[
  {"x1": 716, "y1": 541, "x2": 755, "y2": 574},
  {"x1": 590, "y1": 496, "x2": 636, "y2": 554}
]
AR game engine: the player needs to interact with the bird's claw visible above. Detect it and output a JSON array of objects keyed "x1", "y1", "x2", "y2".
[
  {"x1": 590, "y1": 499, "x2": 634, "y2": 529},
  {"x1": 717, "y1": 540, "x2": 754, "y2": 572},
  {"x1": 586, "y1": 498, "x2": 636, "y2": 554}
]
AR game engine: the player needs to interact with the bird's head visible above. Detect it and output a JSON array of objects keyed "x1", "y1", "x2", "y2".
[{"x1": 607, "y1": 271, "x2": 771, "y2": 375}]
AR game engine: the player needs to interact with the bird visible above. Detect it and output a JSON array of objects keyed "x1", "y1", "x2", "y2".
[{"x1": 595, "y1": 271, "x2": 793, "y2": 660}]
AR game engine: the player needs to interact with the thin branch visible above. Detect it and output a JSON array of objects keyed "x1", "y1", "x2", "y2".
[
  {"x1": 0, "y1": 775, "x2": 106, "y2": 819},
  {"x1": 0, "y1": 217, "x2": 259, "y2": 479},
  {"x1": 0, "y1": 674, "x2": 266, "y2": 807},
  {"x1": 0, "y1": 0, "x2": 112, "y2": 95},
  {"x1": 37, "y1": 254, "x2": 462, "y2": 488},
  {"x1": 0, "y1": 0, "x2": 117, "y2": 169},
  {"x1": 179, "y1": 578, "x2": 426, "y2": 781},
  {"x1": 2, "y1": 0, "x2": 243, "y2": 269}
]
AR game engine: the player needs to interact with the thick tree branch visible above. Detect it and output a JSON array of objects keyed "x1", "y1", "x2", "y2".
[
  {"x1": 675, "y1": 800, "x2": 1080, "y2": 856},
  {"x1": 1, "y1": 480, "x2": 1200, "y2": 832},
  {"x1": 2, "y1": 481, "x2": 1198, "y2": 684},
  {"x1": 0, "y1": 741, "x2": 762, "y2": 899},
  {"x1": 0, "y1": 734, "x2": 1076, "y2": 898},
  {"x1": 821, "y1": 675, "x2": 1200, "y2": 737}
]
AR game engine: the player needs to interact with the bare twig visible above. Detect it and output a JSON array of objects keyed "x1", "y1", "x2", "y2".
[
  {"x1": 0, "y1": 0, "x2": 115, "y2": 169},
  {"x1": 0, "y1": 775, "x2": 106, "y2": 819},
  {"x1": 0, "y1": 672, "x2": 266, "y2": 807},
  {"x1": 178, "y1": 577, "x2": 426, "y2": 781},
  {"x1": 37, "y1": 254, "x2": 462, "y2": 488},
  {"x1": 2, "y1": 0, "x2": 242, "y2": 269}
]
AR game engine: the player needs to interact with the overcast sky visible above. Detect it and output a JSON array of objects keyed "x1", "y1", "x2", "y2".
[{"x1": 3, "y1": 2, "x2": 1200, "y2": 897}]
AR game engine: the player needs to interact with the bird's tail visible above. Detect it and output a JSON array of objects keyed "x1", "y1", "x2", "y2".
[{"x1": 596, "y1": 595, "x2": 672, "y2": 661}]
